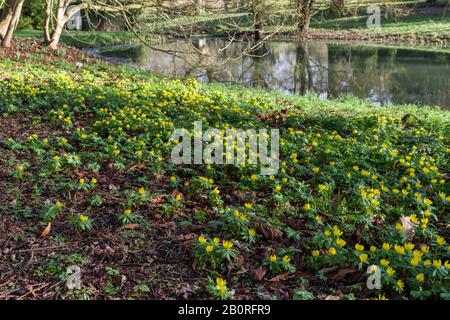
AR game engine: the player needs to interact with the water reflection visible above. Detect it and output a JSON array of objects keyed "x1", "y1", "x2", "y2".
[{"x1": 97, "y1": 39, "x2": 450, "y2": 108}]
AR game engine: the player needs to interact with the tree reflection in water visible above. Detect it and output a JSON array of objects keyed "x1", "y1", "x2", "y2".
[{"x1": 98, "y1": 39, "x2": 450, "y2": 109}]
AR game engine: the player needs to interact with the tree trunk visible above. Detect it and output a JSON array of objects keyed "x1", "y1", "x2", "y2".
[
  {"x1": 296, "y1": 0, "x2": 314, "y2": 35},
  {"x1": 253, "y1": 0, "x2": 263, "y2": 41},
  {"x1": 1, "y1": 0, "x2": 24, "y2": 48},
  {"x1": 44, "y1": 0, "x2": 53, "y2": 43},
  {"x1": 330, "y1": 0, "x2": 344, "y2": 15},
  {"x1": 0, "y1": 0, "x2": 15, "y2": 40},
  {"x1": 46, "y1": 0, "x2": 83, "y2": 50}
]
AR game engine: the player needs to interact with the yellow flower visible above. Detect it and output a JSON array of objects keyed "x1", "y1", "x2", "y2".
[
  {"x1": 138, "y1": 187, "x2": 146, "y2": 196},
  {"x1": 216, "y1": 278, "x2": 227, "y2": 293},
  {"x1": 423, "y1": 198, "x2": 433, "y2": 206},
  {"x1": 282, "y1": 256, "x2": 291, "y2": 264},
  {"x1": 444, "y1": 261, "x2": 450, "y2": 269},
  {"x1": 328, "y1": 247, "x2": 337, "y2": 256},
  {"x1": 382, "y1": 243, "x2": 391, "y2": 251},
  {"x1": 17, "y1": 165, "x2": 24, "y2": 172},
  {"x1": 250, "y1": 174, "x2": 257, "y2": 181},
  {"x1": 355, "y1": 244, "x2": 364, "y2": 251},
  {"x1": 313, "y1": 167, "x2": 320, "y2": 174},
  {"x1": 222, "y1": 240, "x2": 233, "y2": 250},
  {"x1": 335, "y1": 238, "x2": 346, "y2": 247},
  {"x1": 123, "y1": 209, "x2": 132, "y2": 216},
  {"x1": 324, "y1": 230, "x2": 331, "y2": 237},
  {"x1": 175, "y1": 194, "x2": 182, "y2": 201},
  {"x1": 420, "y1": 245, "x2": 430, "y2": 253},
  {"x1": 244, "y1": 203, "x2": 252, "y2": 209},
  {"x1": 79, "y1": 178, "x2": 85, "y2": 185},
  {"x1": 424, "y1": 260, "x2": 431, "y2": 267},
  {"x1": 395, "y1": 223, "x2": 404, "y2": 232},
  {"x1": 315, "y1": 215, "x2": 322, "y2": 223},
  {"x1": 413, "y1": 250, "x2": 423, "y2": 259},
  {"x1": 359, "y1": 254, "x2": 368, "y2": 263},
  {"x1": 436, "y1": 236, "x2": 446, "y2": 246},
  {"x1": 91, "y1": 178, "x2": 97, "y2": 184},
  {"x1": 370, "y1": 246, "x2": 377, "y2": 252},
  {"x1": 318, "y1": 184, "x2": 328, "y2": 191},
  {"x1": 410, "y1": 257, "x2": 421, "y2": 267},
  {"x1": 269, "y1": 255, "x2": 277, "y2": 262},
  {"x1": 311, "y1": 250, "x2": 320, "y2": 257},
  {"x1": 332, "y1": 226, "x2": 343, "y2": 237},
  {"x1": 213, "y1": 237, "x2": 220, "y2": 243},
  {"x1": 198, "y1": 236, "x2": 207, "y2": 244},
  {"x1": 275, "y1": 185, "x2": 282, "y2": 192},
  {"x1": 79, "y1": 215, "x2": 89, "y2": 222},
  {"x1": 55, "y1": 201, "x2": 64, "y2": 209},
  {"x1": 416, "y1": 273, "x2": 425, "y2": 282},
  {"x1": 433, "y1": 260, "x2": 442, "y2": 268},
  {"x1": 303, "y1": 203, "x2": 311, "y2": 211},
  {"x1": 394, "y1": 245, "x2": 405, "y2": 255},
  {"x1": 170, "y1": 176, "x2": 177, "y2": 182},
  {"x1": 404, "y1": 243, "x2": 415, "y2": 251},
  {"x1": 396, "y1": 280, "x2": 404, "y2": 289},
  {"x1": 386, "y1": 267, "x2": 395, "y2": 277},
  {"x1": 206, "y1": 245, "x2": 214, "y2": 253},
  {"x1": 380, "y1": 259, "x2": 389, "y2": 267},
  {"x1": 248, "y1": 229, "x2": 256, "y2": 236}
]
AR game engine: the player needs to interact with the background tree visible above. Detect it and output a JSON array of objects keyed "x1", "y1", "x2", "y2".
[
  {"x1": 0, "y1": 0, "x2": 25, "y2": 47},
  {"x1": 294, "y1": 0, "x2": 315, "y2": 35}
]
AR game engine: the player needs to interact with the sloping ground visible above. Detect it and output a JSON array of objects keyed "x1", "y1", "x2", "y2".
[{"x1": 0, "y1": 45, "x2": 449, "y2": 300}]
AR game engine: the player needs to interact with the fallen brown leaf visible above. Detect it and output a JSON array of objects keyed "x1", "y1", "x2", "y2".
[
  {"x1": 254, "y1": 222, "x2": 283, "y2": 240},
  {"x1": 251, "y1": 266, "x2": 267, "y2": 282},
  {"x1": 268, "y1": 272, "x2": 294, "y2": 282},
  {"x1": 41, "y1": 222, "x2": 51, "y2": 237}
]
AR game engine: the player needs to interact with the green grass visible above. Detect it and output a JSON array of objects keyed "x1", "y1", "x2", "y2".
[{"x1": 15, "y1": 29, "x2": 135, "y2": 48}]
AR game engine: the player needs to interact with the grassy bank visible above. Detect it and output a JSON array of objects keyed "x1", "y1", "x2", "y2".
[
  {"x1": 15, "y1": 29, "x2": 135, "y2": 48},
  {"x1": 0, "y1": 44, "x2": 449, "y2": 300}
]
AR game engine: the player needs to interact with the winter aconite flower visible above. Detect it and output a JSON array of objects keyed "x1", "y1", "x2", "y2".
[
  {"x1": 222, "y1": 241, "x2": 233, "y2": 250},
  {"x1": 396, "y1": 280, "x2": 405, "y2": 290},
  {"x1": 216, "y1": 278, "x2": 227, "y2": 293},
  {"x1": 336, "y1": 238, "x2": 346, "y2": 247},
  {"x1": 380, "y1": 259, "x2": 389, "y2": 267},
  {"x1": 386, "y1": 267, "x2": 395, "y2": 277},
  {"x1": 198, "y1": 236, "x2": 207, "y2": 245},
  {"x1": 359, "y1": 254, "x2": 368, "y2": 263},
  {"x1": 433, "y1": 260, "x2": 442, "y2": 269}
]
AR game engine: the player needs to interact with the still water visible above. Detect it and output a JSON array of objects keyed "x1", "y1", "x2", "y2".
[{"x1": 93, "y1": 38, "x2": 450, "y2": 109}]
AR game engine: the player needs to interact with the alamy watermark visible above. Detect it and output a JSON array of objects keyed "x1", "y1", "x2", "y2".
[
  {"x1": 366, "y1": 265, "x2": 382, "y2": 290},
  {"x1": 367, "y1": 5, "x2": 381, "y2": 30},
  {"x1": 170, "y1": 121, "x2": 279, "y2": 175}
]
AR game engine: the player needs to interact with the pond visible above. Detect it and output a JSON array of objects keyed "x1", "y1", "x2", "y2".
[{"x1": 91, "y1": 38, "x2": 450, "y2": 109}]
